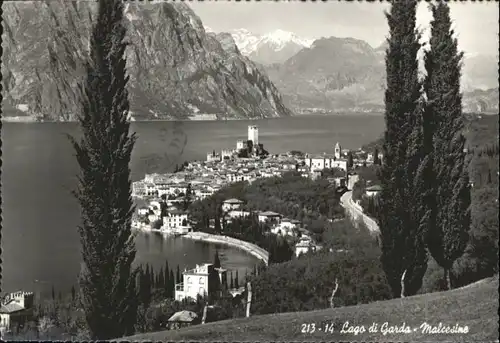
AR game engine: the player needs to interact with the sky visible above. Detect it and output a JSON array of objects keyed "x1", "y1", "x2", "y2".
[{"x1": 189, "y1": 1, "x2": 499, "y2": 57}]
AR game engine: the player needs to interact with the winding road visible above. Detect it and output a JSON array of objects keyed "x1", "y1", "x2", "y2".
[{"x1": 340, "y1": 190, "x2": 380, "y2": 234}]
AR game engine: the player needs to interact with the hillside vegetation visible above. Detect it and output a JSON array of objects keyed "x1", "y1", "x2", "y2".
[{"x1": 124, "y1": 275, "x2": 498, "y2": 341}]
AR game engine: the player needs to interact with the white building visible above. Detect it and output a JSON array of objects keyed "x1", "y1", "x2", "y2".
[
  {"x1": 222, "y1": 198, "x2": 244, "y2": 212},
  {"x1": 258, "y1": 211, "x2": 282, "y2": 224},
  {"x1": 248, "y1": 125, "x2": 259, "y2": 146},
  {"x1": 162, "y1": 210, "x2": 189, "y2": 231},
  {"x1": 278, "y1": 218, "x2": 300, "y2": 230},
  {"x1": 137, "y1": 207, "x2": 150, "y2": 216},
  {"x1": 221, "y1": 149, "x2": 233, "y2": 160},
  {"x1": 132, "y1": 181, "x2": 147, "y2": 197},
  {"x1": 0, "y1": 291, "x2": 34, "y2": 334},
  {"x1": 227, "y1": 210, "x2": 251, "y2": 219},
  {"x1": 334, "y1": 142, "x2": 342, "y2": 160},
  {"x1": 207, "y1": 151, "x2": 221, "y2": 163},
  {"x1": 295, "y1": 239, "x2": 317, "y2": 257},
  {"x1": 175, "y1": 263, "x2": 227, "y2": 302},
  {"x1": 304, "y1": 156, "x2": 347, "y2": 172},
  {"x1": 366, "y1": 185, "x2": 382, "y2": 197},
  {"x1": 236, "y1": 140, "x2": 247, "y2": 150}
]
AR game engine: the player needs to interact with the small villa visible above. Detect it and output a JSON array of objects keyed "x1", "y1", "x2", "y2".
[
  {"x1": 167, "y1": 310, "x2": 199, "y2": 330},
  {"x1": 366, "y1": 185, "x2": 382, "y2": 197},
  {"x1": 162, "y1": 210, "x2": 189, "y2": 231},
  {"x1": 222, "y1": 198, "x2": 244, "y2": 212},
  {"x1": 295, "y1": 239, "x2": 317, "y2": 257},
  {"x1": 258, "y1": 211, "x2": 282, "y2": 224},
  {"x1": 0, "y1": 291, "x2": 34, "y2": 335},
  {"x1": 175, "y1": 263, "x2": 227, "y2": 302}
]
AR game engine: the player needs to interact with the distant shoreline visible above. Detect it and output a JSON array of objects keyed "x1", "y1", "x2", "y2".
[{"x1": 2, "y1": 112, "x2": 495, "y2": 123}]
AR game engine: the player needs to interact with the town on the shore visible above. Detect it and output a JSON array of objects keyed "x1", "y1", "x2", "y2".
[
  {"x1": 1, "y1": 124, "x2": 383, "y2": 335},
  {"x1": 129, "y1": 125, "x2": 382, "y2": 301}
]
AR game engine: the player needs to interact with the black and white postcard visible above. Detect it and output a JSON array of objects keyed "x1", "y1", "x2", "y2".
[{"x1": 1, "y1": 0, "x2": 498, "y2": 341}]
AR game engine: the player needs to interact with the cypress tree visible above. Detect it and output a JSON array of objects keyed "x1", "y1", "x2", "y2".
[
  {"x1": 158, "y1": 267, "x2": 164, "y2": 289},
  {"x1": 230, "y1": 272, "x2": 234, "y2": 289},
  {"x1": 71, "y1": 285, "x2": 76, "y2": 302},
  {"x1": 373, "y1": 148, "x2": 380, "y2": 165},
  {"x1": 235, "y1": 270, "x2": 239, "y2": 289},
  {"x1": 164, "y1": 261, "x2": 170, "y2": 295},
  {"x1": 70, "y1": 0, "x2": 138, "y2": 338},
  {"x1": 139, "y1": 267, "x2": 152, "y2": 308},
  {"x1": 51, "y1": 285, "x2": 55, "y2": 301},
  {"x1": 149, "y1": 264, "x2": 155, "y2": 289},
  {"x1": 169, "y1": 269, "x2": 175, "y2": 298},
  {"x1": 378, "y1": 0, "x2": 427, "y2": 298},
  {"x1": 423, "y1": 1, "x2": 470, "y2": 290},
  {"x1": 214, "y1": 250, "x2": 221, "y2": 269},
  {"x1": 145, "y1": 264, "x2": 151, "y2": 288},
  {"x1": 176, "y1": 265, "x2": 181, "y2": 285},
  {"x1": 347, "y1": 151, "x2": 354, "y2": 169}
]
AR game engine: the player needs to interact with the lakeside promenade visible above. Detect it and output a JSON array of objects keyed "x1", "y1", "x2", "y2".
[{"x1": 182, "y1": 232, "x2": 269, "y2": 265}]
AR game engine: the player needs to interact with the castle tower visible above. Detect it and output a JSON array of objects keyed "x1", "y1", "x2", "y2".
[
  {"x1": 248, "y1": 125, "x2": 259, "y2": 146},
  {"x1": 334, "y1": 142, "x2": 341, "y2": 160}
]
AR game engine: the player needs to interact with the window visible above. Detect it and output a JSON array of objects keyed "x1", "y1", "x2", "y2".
[
  {"x1": 187, "y1": 277, "x2": 192, "y2": 284},
  {"x1": 199, "y1": 277, "x2": 204, "y2": 285},
  {"x1": 199, "y1": 287, "x2": 205, "y2": 295}
]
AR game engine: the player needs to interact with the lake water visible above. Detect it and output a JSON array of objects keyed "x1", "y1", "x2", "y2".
[{"x1": 1, "y1": 115, "x2": 385, "y2": 297}]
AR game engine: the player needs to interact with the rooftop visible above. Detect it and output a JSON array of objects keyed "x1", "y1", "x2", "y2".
[
  {"x1": 366, "y1": 185, "x2": 382, "y2": 191},
  {"x1": 259, "y1": 211, "x2": 282, "y2": 217},
  {"x1": 223, "y1": 198, "x2": 244, "y2": 204},
  {"x1": 168, "y1": 310, "x2": 198, "y2": 323},
  {"x1": 0, "y1": 301, "x2": 25, "y2": 314}
]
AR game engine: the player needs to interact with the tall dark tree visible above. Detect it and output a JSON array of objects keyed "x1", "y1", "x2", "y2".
[
  {"x1": 169, "y1": 269, "x2": 175, "y2": 298},
  {"x1": 164, "y1": 260, "x2": 170, "y2": 295},
  {"x1": 149, "y1": 264, "x2": 155, "y2": 289},
  {"x1": 423, "y1": 1, "x2": 470, "y2": 290},
  {"x1": 235, "y1": 270, "x2": 240, "y2": 289},
  {"x1": 139, "y1": 267, "x2": 152, "y2": 308},
  {"x1": 71, "y1": 285, "x2": 76, "y2": 302},
  {"x1": 230, "y1": 272, "x2": 234, "y2": 289},
  {"x1": 176, "y1": 265, "x2": 181, "y2": 285},
  {"x1": 347, "y1": 151, "x2": 354, "y2": 169},
  {"x1": 69, "y1": 0, "x2": 138, "y2": 338},
  {"x1": 377, "y1": 0, "x2": 428, "y2": 298},
  {"x1": 373, "y1": 148, "x2": 380, "y2": 165},
  {"x1": 51, "y1": 285, "x2": 55, "y2": 301},
  {"x1": 183, "y1": 183, "x2": 193, "y2": 211},
  {"x1": 214, "y1": 250, "x2": 222, "y2": 269}
]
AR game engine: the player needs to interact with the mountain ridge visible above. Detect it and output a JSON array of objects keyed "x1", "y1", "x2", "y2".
[
  {"x1": 229, "y1": 28, "x2": 314, "y2": 65},
  {"x1": 258, "y1": 34, "x2": 498, "y2": 114},
  {"x1": 2, "y1": 1, "x2": 292, "y2": 121}
]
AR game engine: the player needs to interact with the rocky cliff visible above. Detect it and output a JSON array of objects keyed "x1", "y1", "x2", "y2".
[
  {"x1": 1, "y1": 1, "x2": 292, "y2": 121},
  {"x1": 265, "y1": 37, "x2": 387, "y2": 114}
]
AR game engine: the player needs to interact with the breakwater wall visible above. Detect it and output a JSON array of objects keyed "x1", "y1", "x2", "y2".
[{"x1": 183, "y1": 232, "x2": 269, "y2": 265}]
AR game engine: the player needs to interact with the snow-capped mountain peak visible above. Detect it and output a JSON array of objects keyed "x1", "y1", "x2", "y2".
[
  {"x1": 229, "y1": 28, "x2": 314, "y2": 57},
  {"x1": 230, "y1": 29, "x2": 261, "y2": 55},
  {"x1": 260, "y1": 29, "x2": 314, "y2": 51},
  {"x1": 204, "y1": 26, "x2": 215, "y2": 34}
]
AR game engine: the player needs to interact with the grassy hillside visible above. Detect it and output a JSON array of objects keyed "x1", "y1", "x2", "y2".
[{"x1": 124, "y1": 275, "x2": 498, "y2": 341}]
